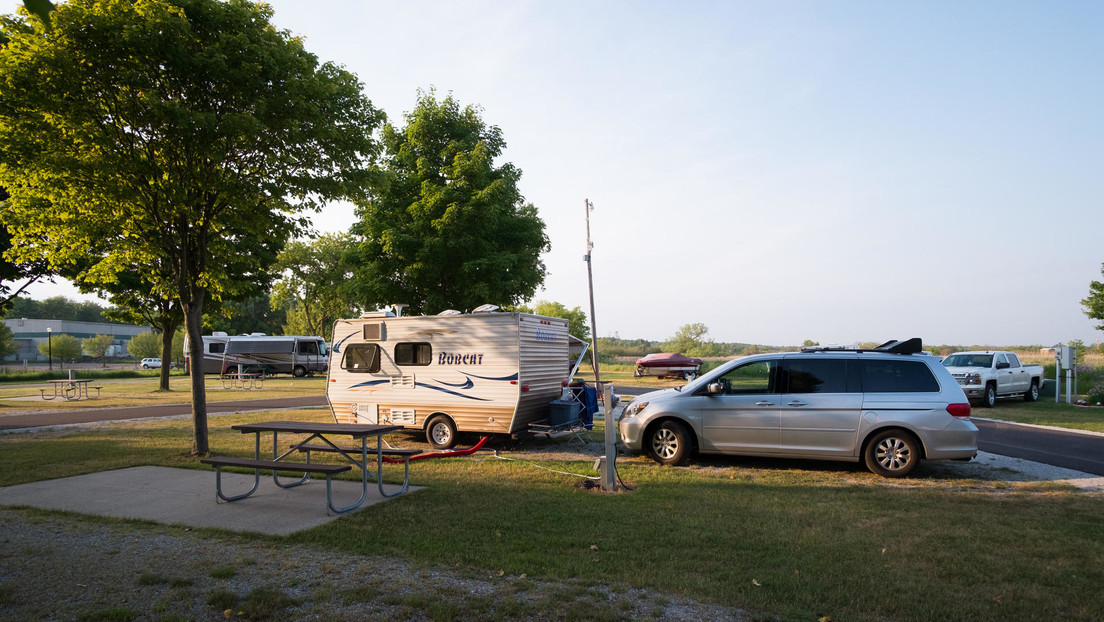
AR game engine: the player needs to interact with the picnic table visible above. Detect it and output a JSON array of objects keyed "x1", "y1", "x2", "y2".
[
  {"x1": 201, "y1": 421, "x2": 421, "y2": 514},
  {"x1": 40, "y1": 379, "x2": 102, "y2": 401},
  {"x1": 220, "y1": 370, "x2": 265, "y2": 390}
]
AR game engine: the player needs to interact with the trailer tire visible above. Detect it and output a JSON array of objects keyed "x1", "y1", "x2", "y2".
[
  {"x1": 426, "y1": 415, "x2": 457, "y2": 450},
  {"x1": 292, "y1": 365, "x2": 307, "y2": 378}
]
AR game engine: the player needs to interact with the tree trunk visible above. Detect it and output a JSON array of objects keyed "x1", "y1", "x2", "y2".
[
  {"x1": 183, "y1": 300, "x2": 208, "y2": 455},
  {"x1": 157, "y1": 315, "x2": 180, "y2": 392}
]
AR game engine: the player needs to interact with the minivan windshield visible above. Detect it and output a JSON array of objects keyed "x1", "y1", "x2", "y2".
[{"x1": 942, "y1": 354, "x2": 993, "y2": 368}]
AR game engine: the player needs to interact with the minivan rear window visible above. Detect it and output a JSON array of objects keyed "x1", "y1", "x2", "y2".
[{"x1": 859, "y1": 359, "x2": 939, "y2": 393}]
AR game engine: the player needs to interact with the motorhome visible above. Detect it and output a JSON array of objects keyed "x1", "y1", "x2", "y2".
[
  {"x1": 326, "y1": 308, "x2": 583, "y2": 449},
  {"x1": 184, "y1": 332, "x2": 328, "y2": 377}
]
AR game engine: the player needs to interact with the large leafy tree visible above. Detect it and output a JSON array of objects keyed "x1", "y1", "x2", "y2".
[
  {"x1": 271, "y1": 233, "x2": 356, "y2": 342},
  {"x1": 1082, "y1": 264, "x2": 1104, "y2": 331},
  {"x1": 0, "y1": 188, "x2": 51, "y2": 312},
  {"x1": 0, "y1": 0, "x2": 383, "y2": 453},
  {"x1": 349, "y1": 90, "x2": 549, "y2": 315},
  {"x1": 515, "y1": 300, "x2": 590, "y2": 342}
]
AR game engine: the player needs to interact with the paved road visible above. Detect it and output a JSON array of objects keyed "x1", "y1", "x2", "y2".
[
  {"x1": 974, "y1": 418, "x2": 1104, "y2": 476},
  {"x1": 0, "y1": 395, "x2": 328, "y2": 431}
]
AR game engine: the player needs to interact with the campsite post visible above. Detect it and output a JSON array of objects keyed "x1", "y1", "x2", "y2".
[{"x1": 602, "y1": 383, "x2": 617, "y2": 491}]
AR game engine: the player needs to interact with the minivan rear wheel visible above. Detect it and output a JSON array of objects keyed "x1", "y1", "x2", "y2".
[
  {"x1": 864, "y1": 429, "x2": 920, "y2": 478},
  {"x1": 645, "y1": 420, "x2": 691, "y2": 466}
]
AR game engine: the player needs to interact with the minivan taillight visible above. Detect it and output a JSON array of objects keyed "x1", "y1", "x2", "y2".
[{"x1": 946, "y1": 403, "x2": 971, "y2": 418}]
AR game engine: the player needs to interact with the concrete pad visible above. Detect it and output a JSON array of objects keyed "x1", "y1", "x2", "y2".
[{"x1": 0, "y1": 466, "x2": 421, "y2": 536}]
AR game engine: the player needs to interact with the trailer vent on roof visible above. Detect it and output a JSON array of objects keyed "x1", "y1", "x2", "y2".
[
  {"x1": 472, "y1": 304, "x2": 499, "y2": 313},
  {"x1": 363, "y1": 323, "x2": 385, "y2": 341},
  {"x1": 438, "y1": 309, "x2": 461, "y2": 316}
]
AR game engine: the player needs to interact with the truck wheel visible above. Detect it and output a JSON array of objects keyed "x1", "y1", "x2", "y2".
[
  {"x1": 983, "y1": 384, "x2": 997, "y2": 408},
  {"x1": 426, "y1": 415, "x2": 457, "y2": 450},
  {"x1": 1024, "y1": 380, "x2": 1039, "y2": 402},
  {"x1": 292, "y1": 365, "x2": 307, "y2": 378}
]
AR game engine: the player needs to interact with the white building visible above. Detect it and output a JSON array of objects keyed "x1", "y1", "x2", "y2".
[{"x1": 2, "y1": 318, "x2": 152, "y2": 362}]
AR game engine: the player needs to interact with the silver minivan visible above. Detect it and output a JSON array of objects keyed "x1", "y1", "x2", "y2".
[{"x1": 618, "y1": 340, "x2": 977, "y2": 477}]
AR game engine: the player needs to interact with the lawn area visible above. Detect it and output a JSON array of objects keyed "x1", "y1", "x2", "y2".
[
  {"x1": 974, "y1": 399, "x2": 1104, "y2": 433},
  {"x1": 1, "y1": 409, "x2": 1101, "y2": 621},
  {"x1": 0, "y1": 375, "x2": 326, "y2": 413}
]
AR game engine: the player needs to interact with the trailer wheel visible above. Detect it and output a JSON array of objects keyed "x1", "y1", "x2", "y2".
[
  {"x1": 426, "y1": 415, "x2": 457, "y2": 450},
  {"x1": 292, "y1": 365, "x2": 307, "y2": 378}
]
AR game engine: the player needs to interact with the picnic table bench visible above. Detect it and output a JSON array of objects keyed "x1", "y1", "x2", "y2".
[
  {"x1": 39, "y1": 379, "x2": 102, "y2": 401},
  {"x1": 200, "y1": 421, "x2": 415, "y2": 514}
]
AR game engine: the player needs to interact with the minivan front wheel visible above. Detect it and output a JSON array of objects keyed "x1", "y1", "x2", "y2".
[
  {"x1": 645, "y1": 420, "x2": 691, "y2": 465},
  {"x1": 865, "y1": 430, "x2": 920, "y2": 478}
]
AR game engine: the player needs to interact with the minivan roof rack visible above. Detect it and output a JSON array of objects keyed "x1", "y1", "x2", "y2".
[{"x1": 801, "y1": 338, "x2": 923, "y2": 355}]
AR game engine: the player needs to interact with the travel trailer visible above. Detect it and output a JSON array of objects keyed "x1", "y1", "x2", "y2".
[
  {"x1": 326, "y1": 308, "x2": 585, "y2": 449},
  {"x1": 184, "y1": 332, "x2": 328, "y2": 377}
]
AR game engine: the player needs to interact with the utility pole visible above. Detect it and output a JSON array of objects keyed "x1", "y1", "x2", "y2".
[{"x1": 584, "y1": 199, "x2": 599, "y2": 389}]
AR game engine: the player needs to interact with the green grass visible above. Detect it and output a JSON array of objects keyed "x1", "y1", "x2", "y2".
[
  {"x1": 976, "y1": 399, "x2": 1104, "y2": 433},
  {"x1": 0, "y1": 375, "x2": 325, "y2": 413},
  {"x1": 1, "y1": 407, "x2": 1103, "y2": 621}
]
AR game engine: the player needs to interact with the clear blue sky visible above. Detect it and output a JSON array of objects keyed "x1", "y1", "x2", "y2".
[{"x1": 19, "y1": 1, "x2": 1104, "y2": 347}]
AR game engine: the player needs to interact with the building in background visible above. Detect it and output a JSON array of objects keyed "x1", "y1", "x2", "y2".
[{"x1": 1, "y1": 318, "x2": 152, "y2": 362}]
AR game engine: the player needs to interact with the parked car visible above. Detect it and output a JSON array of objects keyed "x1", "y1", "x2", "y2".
[
  {"x1": 941, "y1": 351, "x2": 1045, "y2": 407},
  {"x1": 618, "y1": 339, "x2": 977, "y2": 477},
  {"x1": 140, "y1": 358, "x2": 162, "y2": 369}
]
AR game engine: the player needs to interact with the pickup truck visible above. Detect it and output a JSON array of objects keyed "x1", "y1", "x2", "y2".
[{"x1": 941, "y1": 351, "x2": 1045, "y2": 407}]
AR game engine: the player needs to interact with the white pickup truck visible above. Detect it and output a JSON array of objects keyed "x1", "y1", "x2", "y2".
[{"x1": 941, "y1": 351, "x2": 1045, "y2": 407}]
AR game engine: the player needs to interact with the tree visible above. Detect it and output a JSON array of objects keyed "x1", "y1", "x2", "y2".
[
  {"x1": 0, "y1": 0, "x2": 383, "y2": 454},
  {"x1": 37, "y1": 333, "x2": 79, "y2": 367},
  {"x1": 82, "y1": 334, "x2": 113, "y2": 367},
  {"x1": 515, "y1": 300, "x2": 590, "y2": 342},
  {"x1": 0, "y1": 321, "x2": 15, "y2": 358},
  {"x1": 128, "y1": 331, "x2": 162, "y2": 361},
  {"x1": 1, "y1": 188, "x2": 53, "y2": 313},
  {"x1": 803, "y1": 339, "x2": 819, "y2": 348},
  {"x1": 349, "y1": 90, "x2": 548, "y2": 315},
  {"x1": 206, "y1": 294, "x2": 286, "y2": 337},
  {"x1": 3, "y1": 296, "x2": 108, "y2": 322},
  {"x1": 271, "y1": 233, "x2": 357, "y2": 342},
  {"x1": 1082, "y1": 266, "x2": 1104, "y2": 331}
]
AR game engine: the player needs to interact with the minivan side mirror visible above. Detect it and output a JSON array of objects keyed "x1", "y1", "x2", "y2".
[{"x1": 707, "y1": 382, "x2": 725, "y2": 395}]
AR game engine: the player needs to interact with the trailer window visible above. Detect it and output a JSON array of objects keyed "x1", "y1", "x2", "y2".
[
  {"x1": 209, "y1": 342, "x2": 224, "y2": 354},
  {"x1": 342, "y1": 344, "x2": 381, "y2": 373},
  {"x1": 395, "y1": 342, "x2": 432, "y2": 366},
  {"x1": 298, "y1": 341, "x2": 319, "y2": 355}
]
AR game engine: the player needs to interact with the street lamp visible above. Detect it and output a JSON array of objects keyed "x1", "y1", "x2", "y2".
[{"x1": 47, "y1": 327, "x2": 53, "y2": 371}]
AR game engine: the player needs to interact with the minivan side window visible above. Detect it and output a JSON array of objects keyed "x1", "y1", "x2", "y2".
[
  {"x1": 781, "y1": 358, "x2": 858, "y2": 393},
  {"x1": 858, "y1": 359, "x2": 939, "y2": 393},
  {"x1": 711, "y1": 360, "x2": 777, "y2": 394},
  {"x1": 342, "y1": 343, "x2": 381, "y2": 373},
  {"x1": 395, "y1": 342, "x2": 432, "y2": 366}
]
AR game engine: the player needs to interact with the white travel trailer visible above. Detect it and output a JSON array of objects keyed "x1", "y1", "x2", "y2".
[
  {"x1": 326, "y1": 309, "x2": 582, "y2": 449},
  {"x1": 185, "y1": 332, "x2": 328, "y2": 377}
]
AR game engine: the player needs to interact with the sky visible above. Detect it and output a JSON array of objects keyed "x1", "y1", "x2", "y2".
[{"x1": 15, "y1": 0, "x2": 1104, "y2": 347}]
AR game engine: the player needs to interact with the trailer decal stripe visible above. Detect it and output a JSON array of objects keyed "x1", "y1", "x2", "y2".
[
  {"x1": 462, "y1": 372, "x2": 519, "y2": 382},
  {"x1": 414, "y1": 382, "x2": 493, "y2": 401},
  {"x1": 331, "y1": 333, "x2": 357, "y2": 354},
  {"x1": 349, "y1": 380, "x2": 390, "y2": 389},
  {"x1": 435, "y1": 377, "x2": 475, "y2": 389}
]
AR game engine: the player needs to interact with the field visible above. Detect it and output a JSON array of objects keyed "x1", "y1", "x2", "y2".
[{"x1": 1, "y1": 381, "x2": 1103, "y2": 621}]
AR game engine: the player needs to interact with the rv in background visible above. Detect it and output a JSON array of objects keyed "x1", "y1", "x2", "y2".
[
  {"x1": 326, "y1": 308, "x2": 584, "y2": 449},
  {"x1": 184, "y1": 332, "x2": 328, "y2": 377}
]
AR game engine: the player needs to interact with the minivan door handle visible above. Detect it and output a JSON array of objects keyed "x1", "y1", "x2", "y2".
[
  {"x1": 755, "y1": 401, "x2": 775, "y2": 407},
  {"x1": 787, "y1": 400, "x2": 808, "y2": 407}
]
